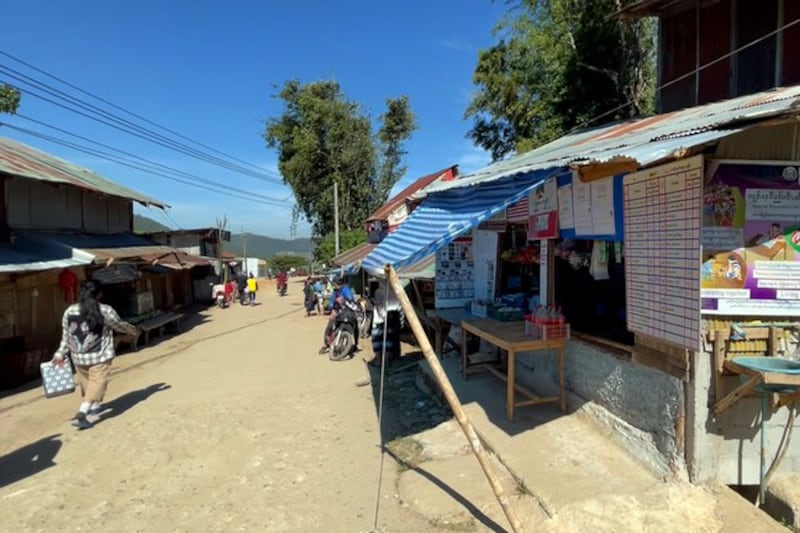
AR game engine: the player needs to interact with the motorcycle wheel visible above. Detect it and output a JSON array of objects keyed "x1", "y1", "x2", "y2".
[{"x1": 329, "y1": 330, "x2": 355, "y2": 361}]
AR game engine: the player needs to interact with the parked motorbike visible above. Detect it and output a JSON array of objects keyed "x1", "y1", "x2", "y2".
[{"x1": 327, "y1": 300, "x2": 361, "y2": 361}]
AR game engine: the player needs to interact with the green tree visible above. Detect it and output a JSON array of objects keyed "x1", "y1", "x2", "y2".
[
  {"x1": 466, "y1": 0, "x2": 656, "y2": 161},
  {"x1": 0, "y1": 84, "x2": 21, "y2": 115},
  {"x1": 314, "y1": 229, "x2": 365, "y2": 266},
  {"x1": 264, "y1": 80, "x2": 415, "y2": 243},
  {"x1": 270, "y1": 254, "x2": 309, "y2": 273}
]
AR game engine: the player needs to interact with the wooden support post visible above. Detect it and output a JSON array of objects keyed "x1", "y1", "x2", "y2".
[
  {"x1": 713, "y1": 330, "x2": 725, "y2": 404},
  {"x1": 386, "y1": 265, "x2": 525, "y2": 533}
]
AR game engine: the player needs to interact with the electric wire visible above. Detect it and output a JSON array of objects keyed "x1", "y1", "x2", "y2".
[
  {"x1": 0, "y1": 63, "x2": 283, "y2": 184},
  {"x1": 0, "y1": 49, "x2": 276, "y2": 177},
  {"x1": 11, "y1": 112, "x2": 289, "y2": 205},
  {"x1": 372, "y1": 284, "x2": 390, "y2": 531},
  {"x1": 568, "y1": 15, "x2": 800, "y2": 134},
  {"x1": 0, "y1": 122, "x2": 290, "y2": 208}
]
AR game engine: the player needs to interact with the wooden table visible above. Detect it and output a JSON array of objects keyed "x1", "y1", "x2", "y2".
[
  {"x1": 427, "y1": 308, "x2": 480, "y2": 356},
  {"x1": 461, "y1": 318, "x2": 567, "y2": 421}
]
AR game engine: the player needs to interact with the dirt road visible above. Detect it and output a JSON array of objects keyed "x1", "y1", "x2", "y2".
[{"x1": 0, "y1": 281, "x2": 439, "y2": 532}]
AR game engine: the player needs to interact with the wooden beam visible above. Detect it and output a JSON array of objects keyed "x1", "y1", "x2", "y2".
[
  {"x1": 713, "y1": 375, "x2": 762, "y2": 416},
  {"x1": 713, "y1": 330, "x2": 726, "y2": 404},
  {"x1": 386, "y1": 265, "x2": 525, "y2": 533}
]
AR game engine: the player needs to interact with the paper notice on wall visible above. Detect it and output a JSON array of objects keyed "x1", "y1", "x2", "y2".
[
  {"x1": 557, "y1": 184, "x2": 574, "y2": 229},
  {"x1": 590, "y1": 177, "x2": 616, "y2": 235},
  {"x1": 572, "y1": 176, "x2": 593, "y2": 235},
  {"x1": 530, "y1": 176, "x2": 558, "y2": 214}
]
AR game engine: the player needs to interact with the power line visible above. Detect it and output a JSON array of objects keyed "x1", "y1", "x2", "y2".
[
  {"x1": 12, "y1": 112, "x2": 289, "y2": 204},
  {"x1": 0, "y1": 62, "x2": 284, "y2": 184},
  {"x1": 0, "y1": 49, "x2": 276, "y2": 177},
  {"x1": 0, "y1": 122, "x2": 292, "y2": 208},
  {"x1": 570, "y1": 15, "x2": 800, "y2": 134}
]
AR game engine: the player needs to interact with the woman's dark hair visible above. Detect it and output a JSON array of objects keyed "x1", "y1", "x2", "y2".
[{"x1": 78, "y1": 280, "x2": 105, "y2": 330}]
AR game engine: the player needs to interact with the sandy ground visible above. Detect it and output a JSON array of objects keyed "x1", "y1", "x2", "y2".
[{"x1": 0, "y1": 280, "x2": 439, "y2": 532}]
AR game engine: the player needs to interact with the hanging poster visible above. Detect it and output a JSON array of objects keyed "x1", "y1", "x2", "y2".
[
  {"x1": 557, "y1": 183, "x2": 575, "y2": 229},
  {"x1": 701, "y1": 161, "x2": 800, "y2": 316},
  {"x1": 572, "y1": 175, "x2": 594, "y2": 235},
  {"x1": 530, "y1": 176, "x2": 558, "y2": 215},
  {"x1": 434, "y1": 233, "x2": 474, "y2": 309},
  {"x1": 623, "y1": 156, "x2": 703, "y2": 351},
  {"x1": 473, "y1": 230, "x2": 499, "y2": 302},
  {"x1": 590, "y1": 177, "x2": 616, "y2": 235}
]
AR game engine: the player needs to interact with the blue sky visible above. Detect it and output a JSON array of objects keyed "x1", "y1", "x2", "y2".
[{"x1": 0, "y1": 1, "x2": 506, "y2": 238}]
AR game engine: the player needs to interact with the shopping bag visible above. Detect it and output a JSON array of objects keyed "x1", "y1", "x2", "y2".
[{"x1": 40, "y1": 358, "x2": 76, "y2": 398}]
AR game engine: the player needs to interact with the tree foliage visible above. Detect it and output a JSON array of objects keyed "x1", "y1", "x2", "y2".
[
  {"x1": 466, "y1": 0, "x2": 656, "y2": 161},
  {"x1": 0, "y1": 84, "x2": 20, "y2": 115},
  {"x1": 270, "y1": 253, "x2": 309, "y2": 273},
  {"x1": 314, "y1": 229, "x2": 365, "y2": 266},
  {"x1": 265, "y1": 80, "x2": 416, "y2": 241}
]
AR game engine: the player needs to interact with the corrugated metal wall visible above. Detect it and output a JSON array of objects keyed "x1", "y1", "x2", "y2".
[
  {"x1": 698, "y1": 0, "x2": 732, "y2": 105},
  {"x1": 714, "y1": 121, "x2": 800, "y2": 160},
  {"x1": 660, "y1": 8, "x2": 698, "y2": 111},
  {"x1": 6, "y1": 177, "x2": 132, "y2": 233}
]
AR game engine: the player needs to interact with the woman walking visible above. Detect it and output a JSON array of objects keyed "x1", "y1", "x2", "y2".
[{"x1": 51, "y1": 280, "x2": 140, "y2": 429}]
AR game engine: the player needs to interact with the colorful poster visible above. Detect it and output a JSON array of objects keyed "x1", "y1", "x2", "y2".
[
  {"x1": 700, "y1": 162, "x2": 800, "y2": 316},
  {"x1": 530, "y1": 176, "x2": 558, "y2": 215}
]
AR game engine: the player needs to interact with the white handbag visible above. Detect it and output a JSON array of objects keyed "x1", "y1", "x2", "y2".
[{"x1": 40, "y1": 358, "x2": 76, "y2": 398}]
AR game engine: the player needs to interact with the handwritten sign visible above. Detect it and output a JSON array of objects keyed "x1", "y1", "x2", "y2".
[
  {"x1": 590, "y1": 177, "x2": 616, "y2": 235},
  {"x1": 557, "y1": 184, "x2": 574, "y2": 229},
  {"x1": 572, "y1": 176, "x2": 593, "y2": 236}
]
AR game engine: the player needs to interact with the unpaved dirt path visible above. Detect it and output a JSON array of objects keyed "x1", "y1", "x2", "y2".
[{"x1": 0, "y1": 280, "x2": 440, "y2": 532}]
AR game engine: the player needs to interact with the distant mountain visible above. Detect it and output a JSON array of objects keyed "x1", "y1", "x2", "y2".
[
  {"x1": 133, "y1": 215, "x2": 311, "y2": 258},
  {"x1": 227, "y1": 233, "x2": 313, "y2": 259},
  {"x1": 133, "y1": 214, "x2": 171, "y2": 233}
]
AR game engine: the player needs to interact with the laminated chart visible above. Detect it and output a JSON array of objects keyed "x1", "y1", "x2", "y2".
[{"x1": 623, "y1": 156, "x2": 703, "y2": 351}]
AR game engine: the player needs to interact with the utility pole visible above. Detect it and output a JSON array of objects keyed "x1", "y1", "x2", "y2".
[
  {"x1": 242, "y1": 226, "x2": 248, "y2": 276},
  {"x1": 333, "y1": 181, "x2": 340, "y2": 257}
]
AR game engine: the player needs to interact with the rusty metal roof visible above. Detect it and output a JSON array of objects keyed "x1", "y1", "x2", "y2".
[
  {"x1": 332, "y1": 242, "x2": 376, "y2": 268},
  {"x1": 366, "y1": 166, "x2": 458, "y2": 223},
  {"x1": 0, "y1": 137, "x2": 167, "y2": 208},
  {"x1": 425, "y1": 85, "x2": 800, "y2": 194}
]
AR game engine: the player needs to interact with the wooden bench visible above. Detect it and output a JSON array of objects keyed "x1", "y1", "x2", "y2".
[{"x1": 115, "y1": 312, "x2": 183, "y2": 351}]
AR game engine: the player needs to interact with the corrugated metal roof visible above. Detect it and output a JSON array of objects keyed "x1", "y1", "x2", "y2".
[
  {"x1": 13, "y1": 230, "x2": 176, "y2": 264},
  {"x1": 0, "y1": 242, "x2": 93, "y2": 273},
  {"x1": 332, "y1": 242, "x2": 376, "y2": 268},
  {"x1": 0, "y1": 137, "x2": 168, "y2": 208},
  {"x1": 396, "y1": 254, "x2": 435, "y2": 280},
  {"x1": 425, "y1": 85, "x2": 800, "y2": 195},
  {"x1": 367, "y1": 166, "x2": 458, "y2": 223}
]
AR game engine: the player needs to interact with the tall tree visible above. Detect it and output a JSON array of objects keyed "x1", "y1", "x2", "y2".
[
  {"x1": 0, "y1": 84, "x2": 20, "y2": 114},
  {"x1": 265, "y1": 80, "x2": 415, "y2": 247},
  {"x1": 466, "y1": 0, "x2": 656, "y2": 161}
]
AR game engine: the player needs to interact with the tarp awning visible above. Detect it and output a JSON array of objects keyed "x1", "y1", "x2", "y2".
[
  {"x1": 397, "y1": 254, "x2": 435, "y2": 280},
  {"x1": 361, "y1": 171, "x2": 550, "y2": 276}
]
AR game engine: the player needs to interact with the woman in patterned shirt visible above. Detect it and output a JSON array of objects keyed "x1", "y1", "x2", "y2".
[{"x1": 52, "y1": 280, "x2": 140, "y2": 429}]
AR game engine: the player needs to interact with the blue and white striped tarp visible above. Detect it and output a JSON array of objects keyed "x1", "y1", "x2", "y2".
[{"x1": 361, "y1": 170, "x2": 553, "y2": 276}]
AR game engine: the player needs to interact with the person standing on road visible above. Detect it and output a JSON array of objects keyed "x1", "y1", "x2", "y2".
[
  {"x1": 51, "y1": 280, "x2": 140, "y2": 430},
  {"x1": 247, "y1": 273, "x2": 258, "y2": 305},
  {"x1": 236, "y1": 270, "x2": 248, "y2": 305}
]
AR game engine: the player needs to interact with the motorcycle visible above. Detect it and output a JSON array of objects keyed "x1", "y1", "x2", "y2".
[
  {"x1": 211, "y1": 283, "x2": 229, "y2": 309},
  {"x1": 327, "y1": 300, "x2": 361, "y2": 361},
  {"x1": 278, "y1": 283, "x2": 288, "y2": 297}
]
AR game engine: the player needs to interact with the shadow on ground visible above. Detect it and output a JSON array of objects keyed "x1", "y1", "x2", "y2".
[
  {"x1": 94, "y1": 382, "x2": 171, "y2": 425},
  {"x1": 0, "y1": 434, "x2": 62, "y2": 489}
]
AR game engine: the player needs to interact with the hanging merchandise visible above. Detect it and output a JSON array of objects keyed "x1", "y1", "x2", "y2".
[
  {"x1": 58, "y1": 269, "x2": 79, "y2": 303},
  {"x1": 589, "y1": 241, "x2": 610, "y2": 280}
]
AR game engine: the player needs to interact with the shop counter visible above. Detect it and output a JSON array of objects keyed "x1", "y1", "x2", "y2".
[{"x1": 460, "y1": 318, "x2": 566, "y2": 421}]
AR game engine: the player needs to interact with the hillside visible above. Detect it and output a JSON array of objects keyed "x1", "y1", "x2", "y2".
[
  {"x1": 227, "y1": 233, "x2": 312, "y2": 259},
  {"x1": 133, "y1": 214, "x2": 171, "y2": 233},
  {"x1": 134, "y1": 215, "x2": 312, "y2": 258}
]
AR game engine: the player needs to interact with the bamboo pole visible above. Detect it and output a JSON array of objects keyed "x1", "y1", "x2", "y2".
[{"x1": 385, "y1": 264, "x2": 525, "y2": 533}]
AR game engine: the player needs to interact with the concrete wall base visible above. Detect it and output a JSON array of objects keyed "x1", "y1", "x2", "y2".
[{"x1": 513, "y1": 339, "x2": 686, "y2": 480}]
